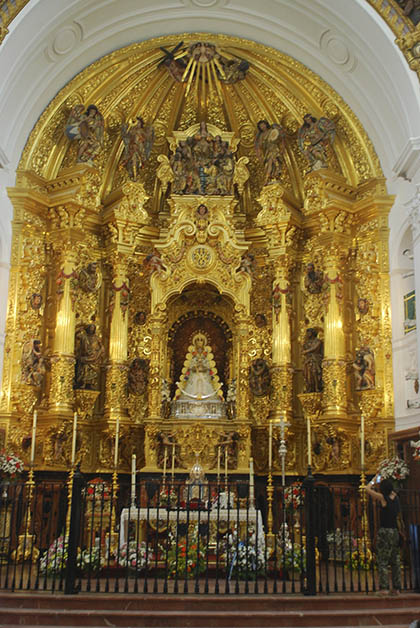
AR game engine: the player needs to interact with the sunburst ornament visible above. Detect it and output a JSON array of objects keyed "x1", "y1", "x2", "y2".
[{"x1": 159, "y1": 41, "x2": 250, "y2": 101}]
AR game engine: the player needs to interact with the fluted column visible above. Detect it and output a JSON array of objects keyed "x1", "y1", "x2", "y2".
[
  {"x1": 322, "y1": 247, "x2": 347, "y2": 419},
  {"x1": 147, "y1": 311, "x2": 166, "y2": 420},
  {"x1": 105, "y1": 253, "x2": 129, "y2": 421}
]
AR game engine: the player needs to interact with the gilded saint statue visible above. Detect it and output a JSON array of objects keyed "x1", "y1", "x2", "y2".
[
  {"x1": 302, "y1": 328, "x2": 323, "y2": 393},
  {"x1": 74, "y1": 324, "x2": 105, "y2": 390},
  {"x1": 298, "y1": 114, "x2": 335, "y2": 171},
  {"x1": 65, "y1": 104, "x2": 104, "y2": 166},
  {"x1": 353, "y1": 348, "x2": 375, "y2": 390},
  {"x1": 121, "y1": 117, "x2": 154, "y2": 181},
  {"x1": 21, "y1": 339, "x2": 46, "y2": 387},
  {"x1": 173, "y1": 333, "x2": 224, "y2": 419},
  {"x1": 254, "y1": 120, "x2": 286, "y2": 184}
]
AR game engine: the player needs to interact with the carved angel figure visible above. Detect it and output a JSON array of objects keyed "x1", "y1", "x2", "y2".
[
  {"x1": 65, "y1": 104, "x2": 104, "y2": 166},
  {"x1": 144, "y1": 251, "x2": 166, "y2": 275},
  {"x1": 21, "y1": 339, "x2": 46, "y2": 387},
  {"x1": 121, "y1": 117, "x2": 154, "y2": 181},
  {"x1": 254, "y1": 120, "x2": 286, "y2": 185},
  {"x1": 298, "y1": 114, "x2": 335, "y2": 171}
]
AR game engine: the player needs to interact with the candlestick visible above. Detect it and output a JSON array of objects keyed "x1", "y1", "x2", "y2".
[
  {"x1": 30, "y1": 410, "x2": 37, "y2": 464},
  {"x1": 171, "y1": 443, "x2": 175, "y2": 480},
  {"x1": 307, "y1": 416, "x2": 312, "y2": 467},
  {"x1": 217, "y1": 446, "x2": 220, "y2": 483},
  {"x1": 71, "y1": 412, "x2": 77, "y2": 466},
  {"x1": 249, "y1": 457, "x2": 254, "y2": 507},
  {"x1": 131, "y1": 454, "x2": 136, "y2": 505},
  {"x1": 361, "y1": 414, "x2": 365, "y2": 469},
  {"x1": 113, "y1": 417, "x2": 120, "y2": 468},
  {"x1": 268, "y1": 420, "x2": 273, "y2": 470}
]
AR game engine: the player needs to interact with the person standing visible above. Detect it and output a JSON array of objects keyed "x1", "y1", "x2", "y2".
[{"x1": 366, "y1": 475, "x2": 401, "y2": 596}]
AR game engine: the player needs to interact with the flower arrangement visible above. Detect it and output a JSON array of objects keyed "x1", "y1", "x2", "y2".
[
  {"x1": 224, "y1": 526, "x2": 265, "y2": 580},
  {"x1": 118, "y1": 540, "x2": 149, "y2": 572},
  {"x1": 0, "y1": 451, "x2": 24, "y2": 478},
  {"x1": 159, "y1": 486, "x2": 178, "y2": 508},
  {"x1": 85, "y1": 477, "x2": 111, "y2": 499},
  {"x1": 326, "y1": 528, "x2": 356, "y2": 559},
  {"x1": 346, "y1": 547, "x2": 372, "y2": 572},
  {"x1": 167, "y1": 529, "x2": 206, "y2": 579},
  {"x1": 283, "y1": 481, "x2": 304, "y2": 510},
  {"x1": 78, "y1": 546, "x2": 104, "y2": 573},
  {"x1": 40, "y1": 535, "x2": 68, "y2": 576},
  {"x1": 282, "y1": 544, "x2": 306, "y2": 573},
  {"x1": 377, "y1": 457, "x2": 409, "y2": 481}
]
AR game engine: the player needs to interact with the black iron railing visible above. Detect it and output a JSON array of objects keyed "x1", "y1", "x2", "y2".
[{"x1": 0, "y1": 474, "x2": 418, "y2": 594}]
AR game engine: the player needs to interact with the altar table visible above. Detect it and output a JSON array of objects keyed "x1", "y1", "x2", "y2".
[{"x1": 119, "y1": 507, "x2": 264, "y2": 547}]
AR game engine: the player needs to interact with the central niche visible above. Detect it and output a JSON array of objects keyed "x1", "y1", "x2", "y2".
[{"x1": 167, "y1": 285, "x2": 233, "y2": 406}]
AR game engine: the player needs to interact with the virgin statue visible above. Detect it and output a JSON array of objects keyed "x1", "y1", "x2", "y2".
[{"x1": 173, "y1": 333, "x2": 225, "y2": 419}]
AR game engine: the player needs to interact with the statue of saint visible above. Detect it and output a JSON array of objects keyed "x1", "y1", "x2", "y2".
[
  {"x1": 74, "y1": 324, "x2": 105, "y2": 390},
  {"x1": 21, "y1": 339, "x2": 46, "y2": 387},
  {"x1": 254, "y1": 120, "x2": 286, "y2": 184},
  {"x1": 127, "y1": 358, "x2": 148, "y2": 395},
  {"x1": 302, "y1": 328, "x2": 323, "y2": 393},
  {"x1": 175, "y1": 333, "x2": 223, "y2": 402},
  {"x1": 304, "y1": 262, "x2": 324, "y2": 294},
  {"x1": 65, "y1": 104, "x2": 104, "y2": 166},
  {"x1": 298, "y1": 114, "x2": 335, "y2": 171},
  {"x1": 121, "y1": 117, "x2": 154, "y2": 181},
  {"x1": 249, "y1": 359, "x2": 271, "y2": 397},
  {"x1": 353, "y1": 348, "x2": 375, "y2": 390}
]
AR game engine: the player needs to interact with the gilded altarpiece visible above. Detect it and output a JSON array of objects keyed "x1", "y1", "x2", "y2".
[{"x1": 0, "y1": 34, "x2": 395, "y2": 481}]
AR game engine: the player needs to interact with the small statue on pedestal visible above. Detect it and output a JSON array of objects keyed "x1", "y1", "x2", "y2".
[{"x1": 184, "y1": 459, "x2": 208, "y2": 507}]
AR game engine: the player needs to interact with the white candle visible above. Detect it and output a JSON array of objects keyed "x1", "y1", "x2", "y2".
[
  {"x1": 307, "y1": 416, "x2": 312, "y2": 467},
  {"x1": 361, "y1": 414, "x2": 365, "y2": 469},
  {"x1": 71, "y1": 412, "x2": 77, "y2": 465},
  {"x1": 171, "y1": 443, "x2": 175, "y2": 480},
  {"x1": 131, "y1": 454, "x2": 136, "y2": 502},
  {"x1": 268, "y1": 421, "x2": 273, "y2": 470},
  {"x1": 30, "y1": 410, "x2": 37, "y2": 464},
  {"x1": 113, "y1": 417, "x2": 120, "y2": 468},
  {"x1": 225, "y1": 445, "x2": 228, "y2": 485},
  {"x1": 249, "y1": 457, "x2": 255, "y2": 507},
  {"x1": 217, "y1": 446, "x2": 221, "y2": 483},
  {"x1": 163, "y1": 446, "x2": 167, "y2": 479}
]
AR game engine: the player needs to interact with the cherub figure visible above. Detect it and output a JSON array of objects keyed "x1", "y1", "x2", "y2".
[
  {"x1": 238, "y1": 253, "x2": 255, "y2": 276},
  {"x1": 144, "y1": 251, "x2": 166, "y2": 275}
]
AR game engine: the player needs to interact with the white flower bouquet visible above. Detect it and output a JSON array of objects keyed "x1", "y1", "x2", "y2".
[
  {"x1": 224, "y1": 526, "x2": 265, "y2": 579},
  {"x1": 377, "y1": 457, "x2": 409, "y2": 481},
  {"x1": 118, "y1": 540, "x2": 149, "y2": 572},
  {"x1": 0, "y1": 451, "x2": 24, "y2": 477}
]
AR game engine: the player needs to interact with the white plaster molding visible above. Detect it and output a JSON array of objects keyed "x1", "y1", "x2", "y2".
[
  {"x1": 0, "y1": 143, "x2": 9, "y2": 169},
  {"x1": 393, "y1": 137, "x2": 420, "y2": 182},
  {"x1": 44, "y1": 20, "x2": 83, "y2": 63},
  {"x1": 405, "y1": 186, "x2": 420, "y2": 242},
  {"x1": 319, "y1": 29, "x2": 357, "y2": 73}
]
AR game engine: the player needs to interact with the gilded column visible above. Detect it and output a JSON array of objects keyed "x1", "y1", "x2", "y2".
[
  {"x1": 256, "y1": 183, "x2": 299, "y2": 423},
  {"x1": 322, "y1": 246, "x2": 347, "y2": 420},
  {"x1": 49, "y1": 206, "x2": 85, "y2": 415}
]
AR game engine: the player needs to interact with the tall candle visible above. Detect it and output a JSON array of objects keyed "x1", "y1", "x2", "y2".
[
  {"x1": 361, "y1": 414, "x2": 365, "y2": 469},
  {"x1": 30, "y1": 410, "x2": 37, "y2": 464},
  {"x1": 71, "y1": 412, "x2": 78, "y2": 465},
  {"x1": 307, "y1": 416, "x2": 312, "y2": 467},
  {"x1": 225, "y1": 445, "x2": 228, "y2": 485},
  {"x1": 131, "y1": 454, "x2": 136, "y2": 503},
  {"x1": 249, "y1": 457, "x2": 255, "y2": 507},
  {"x1": 217, "y1": 446, "x2": 221, "y2": 483},
  {"x1": 113, "y1": 416, "x2": 120, "y2": 468},
  {"x1": 171, "y1": 443, "x2": 175, "y2": 480},
  {"x1": 163, "y1": 446, "x2": 167, "y2": 480},
  {"x1": 268, "y1": 421, "x2": 273, "y2": 470}
]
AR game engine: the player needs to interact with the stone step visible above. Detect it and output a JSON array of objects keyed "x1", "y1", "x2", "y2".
[
  {"x1": 0, "y1": 606, "x2": 420, "y2": 627},
  {"x1": 0, "y1": 591, "x2": 419, "y2": 611}
]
